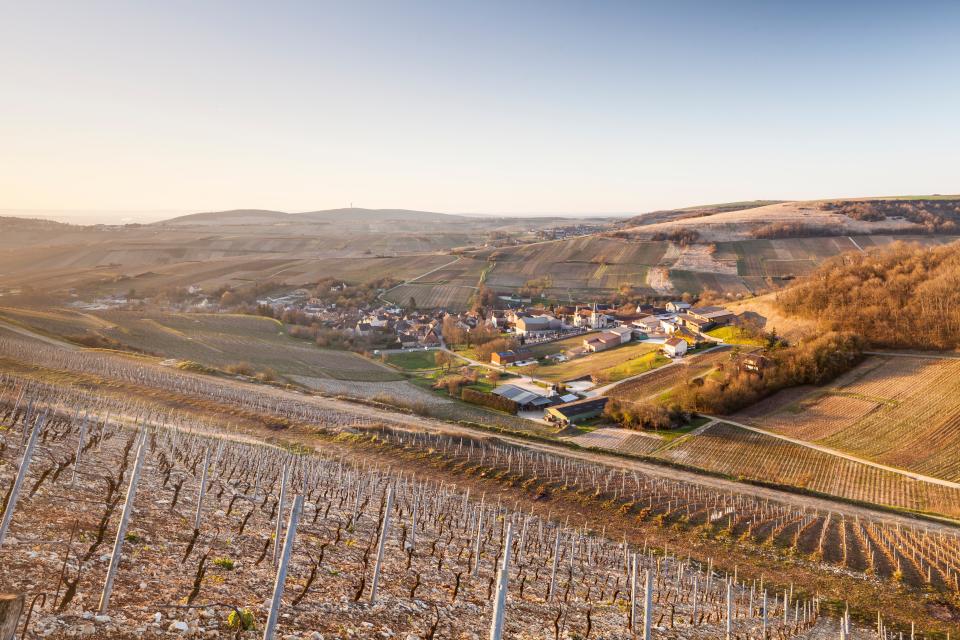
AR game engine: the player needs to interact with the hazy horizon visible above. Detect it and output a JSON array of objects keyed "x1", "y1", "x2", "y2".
[{"x1": 3, "y1": 1, "x2": 959, "y2": 222}]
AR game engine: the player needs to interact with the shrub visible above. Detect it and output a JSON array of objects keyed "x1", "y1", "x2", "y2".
[
  {"x1": 461, "y1": 388, "x2": 519, "y2": 415},
  {"x1": 226, "y1": 608, "x2": 255, "y2": 631},
  {"x1": 224, "y1": 362, "x2": 256, "y2": 376}
]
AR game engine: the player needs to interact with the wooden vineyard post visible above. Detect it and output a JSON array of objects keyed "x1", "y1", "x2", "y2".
[
  {"x1": 262, "y1": 494, "x2": 304, "y2": 640},
  {"x1": 642, "y1": 569, "x2": 653, "y2": 640},
  {"x1": 548, "y1": 530, "x2": 561, "y2": 602},
  {"x1": 0, "y1": 414, "x2": 44, "y2": 546},
  {"x1": 273, "y1": 463, "x2": 289, "y2": 567},
  {"x1": 369, "y1": 484, "x2": 395, "y2": 605},
  {"x1": 691, "y1": 575, "x2": 699, "y2": 625},
  {"x1": 630, "y1": 553, "x2": 638, "y2": 632},
  {"x1": 0, "y1": 593, "x2": 25, "y2": 640},
  {"x1": 98, "y1": 431, "x2": 147, "y2": 614},
  {"x1": 473, "y1": 505, "x2": 484, "y2": 577},
  {"x1": 489, "y1": 522, "x2": 514, "y2": 640},
  {"x1": 194, "y1": 446, "x2": 210, "y2": 531},
  {"x1": 69, "y1": 414, "x2": 88, "y2": 489},
  {"x1": 726, "y1": 578, "x2": 733, "y2": 640},
  {"x1": 762, "y1": 590, "x2": 768, "y2": 640}
]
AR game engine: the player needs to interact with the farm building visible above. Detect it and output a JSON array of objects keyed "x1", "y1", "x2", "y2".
[
  {"x1": 739, "y1": 353, "x2": 772, "y2": 374},
  {"x1": 491, "y1": 349, "x2": 531, "y2": 365},
  {"x1": 663, "y1": 337, "x2": 688, "y2": 357},
  {"x1": 545, "y1": 397, "x2": 609, "y2": 426},
  {"x1": 676, "y1": 326, "x2": 705, "y2": 346},
  {"x1": 677, "y1": 313, "x2": 713, "y2": 333},
  {"x1": 666, "y1": 301, "x2": 692, "y2": 313},
  {"x1": 632, "y1": 316, "x2": 662, "y2": 335},
  {"x1": 492, "y1": 384, "x2": 553, "y2": 410},
  {"x1": 606, "y1": 325, "x2": 634, "y2": 344},
  {"x1": 583, "y1": 332, "x2": 622, "y2": 353},
  {"x1": 687, "y1": 306, "x2": 734, "y2": 329},
  {"x1": 515, "y1": 314, "x2": 562, "y2": 337}
]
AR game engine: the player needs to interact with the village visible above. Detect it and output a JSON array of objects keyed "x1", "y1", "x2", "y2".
[
  {"x1": 249, "y1": 284, "x2": 747, "y2": 428},
  {"x1": 65, "y1": 278, "x2": 751, "y2": 430}
]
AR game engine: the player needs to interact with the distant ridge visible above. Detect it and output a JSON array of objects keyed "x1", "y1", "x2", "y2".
[{"x1": 156, "y1": 207, "x2": 473, "y2": 226}]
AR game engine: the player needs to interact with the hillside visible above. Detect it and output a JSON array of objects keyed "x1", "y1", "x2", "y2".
[
  {"x1": 158, "y1": 207, "x2": 474, "y2": 227},
  {"x1": 624, "y1": 199, "x2": 784, "y2": 227},
  {"x1": 776, "y1": 239, "x2": 960, "y2": 349},
  {"x1": 619, "y1": 196, "x2": 960, "y2": 241}
]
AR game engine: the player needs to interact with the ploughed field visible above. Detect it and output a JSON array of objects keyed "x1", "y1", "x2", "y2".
[
  {"x1": 0, "y1": 306, "x2": 401, "y2": 383},
  {"x1": 739, "y1": 356, "x2": 960, "y2": 483}
]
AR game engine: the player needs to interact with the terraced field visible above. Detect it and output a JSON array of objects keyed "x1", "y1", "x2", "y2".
[
  {"x1": 743, "y1": 356, "x2": 960, "y2": 482},
  {"x1": 484, "y1": 236, "x2": 665, "y2": 294},
  {"x1": 655, "y1": 422, "x2": 960, "y2": 518},
  {"x1": 384, "y1": 282, "x2": 475, "y2": 311}
]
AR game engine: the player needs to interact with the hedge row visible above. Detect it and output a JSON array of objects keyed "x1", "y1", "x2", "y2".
[{"x1": 461, "y1": 388, "x2": 519, "y2": 415}]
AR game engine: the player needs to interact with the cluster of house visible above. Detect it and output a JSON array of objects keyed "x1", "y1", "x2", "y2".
[
  {"x1": 257, "y1": 288, "x2": 355, "y2": 325},
  {"x1": 489, "y1": 301, "x2": 736, "y2": 365},
  {"x1": 257, "y1": 287, "x2": 449, "y2": 349},
  {"x1": 354, "y1": 306, "x2": 444, "y2": 348},
  {"x1": 533, "y1": 223, "x2": 608, "y2": 241},
  {"x1": 492, "y1": 303, "x2": 613, "y2": 337}
]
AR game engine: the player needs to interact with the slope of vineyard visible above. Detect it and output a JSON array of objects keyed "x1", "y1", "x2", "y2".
[
  {"x1": 745, "y1": 356, "x2": 960, "y2": 482},
  {"x1": 0, "y1": 389, "x2": 847, "y2": 639},
  {"x1": 1, "y1": 333, "x2": 959, "y2": 636},
  {"x1": 655, "y1": 422, "x2": 960, "y2": 518}
]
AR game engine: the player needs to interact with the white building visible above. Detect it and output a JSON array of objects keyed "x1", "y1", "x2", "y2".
[{"x1": 663, "y1": 337, "x2": 688, "y2": 357}]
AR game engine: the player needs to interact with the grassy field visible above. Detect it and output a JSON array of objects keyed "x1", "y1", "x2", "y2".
[
  {"x1": 523, "y1": 341, "x2": 664, "y2": 383},
  {"x1": 607, "y1": 347, "x2": 733, "y2": 403},
  {"x1": 705, "y1": 325, "x2": 766, "y2": 346},
  {"x1": 524, "y1": 334, "x2": 592, "y2": 358},
  {"x1": 743, "y1": 355, "x2": 960, "y2": 482},
  {"x1": 384, "y1": 350, "x2": 440, "y2": 370}
]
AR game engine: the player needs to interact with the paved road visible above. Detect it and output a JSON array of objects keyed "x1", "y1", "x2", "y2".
[{"x1": 706, "y1": 415, "x2": 960, "y2": 491}]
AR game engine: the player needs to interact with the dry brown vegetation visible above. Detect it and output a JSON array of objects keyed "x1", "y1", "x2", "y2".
[
  {"x1": 776, "y1": 241, "x2": 960, "y2": 349},
  {"x1": 819, "y1": 199, "x2": 960, "y2": 233}
]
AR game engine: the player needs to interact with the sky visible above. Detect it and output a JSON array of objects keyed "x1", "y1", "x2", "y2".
[{"x1": 2, "y1": 0, "x2": 959, "y2": 223}]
